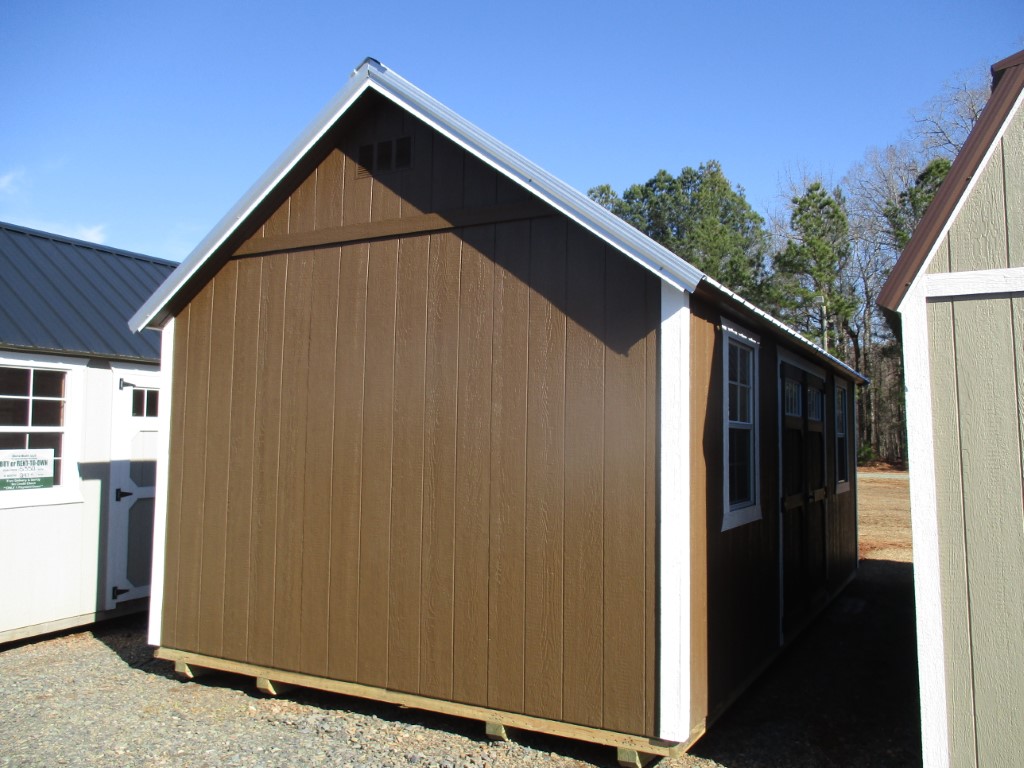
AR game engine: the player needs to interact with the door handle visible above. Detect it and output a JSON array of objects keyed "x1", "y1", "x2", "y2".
[{"x1": 115, "y1": 488, "x2": 134, "y2": 502}]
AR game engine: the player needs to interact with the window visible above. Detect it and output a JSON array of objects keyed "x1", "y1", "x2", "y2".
[
  {"x1": 0, "y1": 366, "x2": 66, "y2": 486},
  {"x1": 807, "y1": 388, "x2": 824, "y2": 422},
  {"x1": 836, "y1": 381, "x2": 850, "y2": 489},
  {"x1": 132, "y1": 388, "x2": 159, "y2": 418},
  {"x1": 722, "y1": 322, "x2": 760, "y2": 530},
  {"x1": 784, "y1": 378, "x2": 802, "y2": 417}
]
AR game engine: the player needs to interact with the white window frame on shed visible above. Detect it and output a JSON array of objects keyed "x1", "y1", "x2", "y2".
[
  {"x1": 722, "y1": 320, "x2": 761, "y2": 531},
  {"x1": 0, "y1": 350, "x2": 84, "y2": 510},
  {"x1": 835, "y1": 379, "x2": 851, "y2": 494}
]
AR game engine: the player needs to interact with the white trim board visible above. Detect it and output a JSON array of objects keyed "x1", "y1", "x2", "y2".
[
  {"x1": 147, "y1": 318, "x2": 174, "y2": 647},
  {"x1": 925, "y1": 267, "x2": 1024, "y2": 298},
  {"x1": 657, "y1": 283, "x2": 691, "y2": 740},
  {"x1": 900, "y1": 282, "x2": 951, "y2": 768}
]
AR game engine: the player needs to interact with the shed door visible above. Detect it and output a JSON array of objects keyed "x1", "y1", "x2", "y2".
[
  {"x1": 104, "y1": 368, "x2": 161, "y2": 609},
  {"x1": 780, "y1": 361, "x2": 828, "y2": 637}
]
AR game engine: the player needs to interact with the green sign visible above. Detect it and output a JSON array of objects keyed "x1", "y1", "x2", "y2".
[{"x1": 0, "y1": 449, "x2": 55, "y2": 491}]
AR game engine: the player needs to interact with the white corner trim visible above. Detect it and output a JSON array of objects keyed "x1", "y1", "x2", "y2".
[
  {"x1": 658, "y1": 283, "x2": 692, "y2": 740},
  {"x1": 925, "y1": 266, "x2": 1024, "y2": 299},
  {"x1": 147, "y1": 317, "x2": 174, "y2": 647},
  {"x1": 900, "y1": 282, "x2": 950, "y2": 768}
]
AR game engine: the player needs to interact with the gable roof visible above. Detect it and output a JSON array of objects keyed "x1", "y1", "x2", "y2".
[
  {"x1": 0, "y1": 221, "x2": 175, "y2": 362},
  {"x1": 878, "y1": 49, "x2": 1024, "y2": 312},
  {"x1": 129, "y1": 58, "x2": 865, "y2": 382}
]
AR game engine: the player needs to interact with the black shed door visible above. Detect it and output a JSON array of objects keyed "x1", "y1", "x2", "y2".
[{"x1": 780, "y1": 362, "x2": 829, "y2": 637}]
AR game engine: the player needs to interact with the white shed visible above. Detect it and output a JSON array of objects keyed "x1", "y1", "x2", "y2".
[{"x1": 0, "y1": 222, "x2": 174, "y2": 643}]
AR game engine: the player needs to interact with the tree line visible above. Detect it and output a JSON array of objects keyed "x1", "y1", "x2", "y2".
[{"x1": 589, "y1": 67, "x2": 990, "y2": 466}]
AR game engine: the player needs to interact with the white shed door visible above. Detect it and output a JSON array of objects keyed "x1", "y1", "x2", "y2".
[{"x1": 105, "y1": 367, "x2": 161, "y2": 609}]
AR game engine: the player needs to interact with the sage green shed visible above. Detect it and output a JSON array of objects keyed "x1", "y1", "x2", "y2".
[{"x1": 878, "y1": 48, "x2": 1024, "y2": 768}]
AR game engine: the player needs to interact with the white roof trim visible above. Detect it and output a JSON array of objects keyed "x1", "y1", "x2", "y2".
[
  {"x1": 128, "y1": 59, "x2": 866, "y2": 382},
  {"x1": 361, "y1": 63, "x2": 704, "y2": 296},
  {"x1": 702, "y1": 274, "x2": 867, "y2": 383},
  {"x1": 129, "y1": 58, "x2": 703, "y2": 332}
]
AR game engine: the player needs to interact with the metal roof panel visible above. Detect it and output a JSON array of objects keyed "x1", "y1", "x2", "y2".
[{"x1": 0, "y1": 222, "x2": 175, "y2": 361}]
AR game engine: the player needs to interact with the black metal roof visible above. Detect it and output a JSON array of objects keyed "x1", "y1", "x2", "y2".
[{"x1": 0, "y1": 221, "x2": 176, "y2": 362}]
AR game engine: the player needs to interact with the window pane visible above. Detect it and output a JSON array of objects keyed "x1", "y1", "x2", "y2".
[
  {"x1": 31, "y1": 400, "x2": 63, "y2": 427},
  {"x1": 28, "y1": 432, "x2": 62, "y2": 457},
  {"x1": 0, "y1": 433, "x2": 27, "y2": 450},
  {"x1": 0, "y1": 367, "x2": 30, "y2": 396},
  {"x1": 146, "y1": 390, "x2": 159, "y2": 417},
  {"x1": 27, "y1": 434, "x2": 62, "y2": 485},
  {"x1": 32, "y1": 370, "x2": 64, "y2": 398},
  {"x1": 0, "y1": 398, "x2": 29, "y2": 426},
  {"x1": 738, "y1": 347, "x2": 751, "y2": 385},
  {"x1": 808, "y1": 389, "x2": 824, "y2": 421},
  {"x1": 729, "y1": 427, "x2": 752, "y2": 505},
  {"x1": 132, "y1": 389, "x2": 145, "y2": 417},
  {"x1": 837, "y1": 387, "x2": 849, "y2": 483},
  {"x1": 785, "y1": 379, "x2": 802, "y2": 417}
]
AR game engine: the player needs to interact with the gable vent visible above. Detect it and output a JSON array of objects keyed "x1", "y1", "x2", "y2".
[{"x1": 355, "y1": 137, "x2": 413, "y2": 178}]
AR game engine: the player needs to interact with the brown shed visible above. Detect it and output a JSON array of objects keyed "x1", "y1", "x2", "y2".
[{"x1": 131, "y1": 59, "x2": 865, "y2": 761}]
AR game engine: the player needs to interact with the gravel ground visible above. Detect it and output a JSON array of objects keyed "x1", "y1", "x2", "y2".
[
  {"x1": 0, "y1": 476, "x2": 917, "y2": 768},
  {"x1": 0, "y1": 617, "x2": 719, "y2": 768}
]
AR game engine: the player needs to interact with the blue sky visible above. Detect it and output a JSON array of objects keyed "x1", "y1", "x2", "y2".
[{"x1": 2, "y1": 1, "x2": 1020, "y2": 262}]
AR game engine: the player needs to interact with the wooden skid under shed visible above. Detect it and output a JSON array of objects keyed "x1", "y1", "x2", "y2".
[{"x1": 155, "y1": 648, "x2": 701, "y2": 760}]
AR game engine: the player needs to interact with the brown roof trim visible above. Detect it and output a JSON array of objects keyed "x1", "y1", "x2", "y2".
[
  {"x1": 878, "y1": 49, "x2": 1024, "y2": 311},
  {"x1": 993, "y1": 50, "x2": 1024, "y2": 84}
]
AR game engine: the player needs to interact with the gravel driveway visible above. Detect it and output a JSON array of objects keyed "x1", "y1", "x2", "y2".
[{"x1": 0, "y1": 556, "x2": 918, "y2": 768}]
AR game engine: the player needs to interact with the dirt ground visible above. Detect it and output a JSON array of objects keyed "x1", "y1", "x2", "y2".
[{"x1": 857, "y1": 470, "x2": 913, "y2": 562}]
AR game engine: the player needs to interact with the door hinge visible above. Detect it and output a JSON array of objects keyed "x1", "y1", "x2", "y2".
[{"x1": 112, "y1": 586, "x2": 130, "y2": 601}]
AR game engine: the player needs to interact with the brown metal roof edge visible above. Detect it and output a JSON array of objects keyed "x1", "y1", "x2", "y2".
[
  {"x1": 993, "y1": 50, "x2": 1024, "y2": 84},
  {"x1": 877, "y1": 49, "x2": 1024, "y2": 311}
]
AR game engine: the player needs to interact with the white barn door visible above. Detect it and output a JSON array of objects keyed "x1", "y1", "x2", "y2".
[{"x1": 105, "y1": 366, "x2": 161, "y2": 609}]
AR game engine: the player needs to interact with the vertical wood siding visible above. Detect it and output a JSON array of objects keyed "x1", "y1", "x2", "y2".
[
  {"x1": 162, "y1": 96, "x2": 659, "y2": 737},
  {"x1": 689, "y1": 292, "x2": 857, "y2": 721},
  {"x1": 922, "y1": 104, "x2": 1024, "y2": 768},
  {"x1": 928, "y1": 296, "x2": 1024, "y2": 768}
]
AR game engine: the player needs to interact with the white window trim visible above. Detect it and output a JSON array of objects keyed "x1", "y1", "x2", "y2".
[
  {"x1": 722, "y1": 320, "x2": 761, "y2": 531},
  {"x1": 835, "y1": 379, "x2": 851, "y2": 494},
  {"x1": 0, "y1": 350, "x2": 85, "y2": 510}
]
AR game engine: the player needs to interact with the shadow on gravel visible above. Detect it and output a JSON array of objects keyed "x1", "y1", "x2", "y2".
[
  {"x1": 689, "y1": 558, "x2": 921, "y2": 768},
  {"x1": 92, "y1": 558, "x2": 920, "y2": 768}
]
